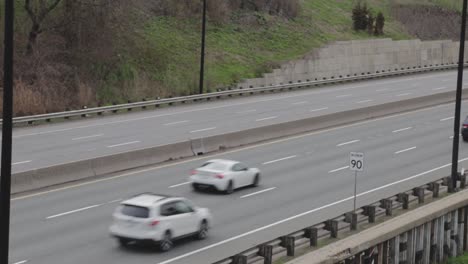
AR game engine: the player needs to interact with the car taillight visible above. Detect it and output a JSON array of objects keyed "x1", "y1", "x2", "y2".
[
  {"x1": 149, "y1": 220, "x2": 160, "y2": 226},
  {"x1": 215, "y1": 174, "x2": 224, "y2": 179},
  {"x1": 191, "y1": 170, "x2": 198, "y2": 175},
  {"x1": 464, "y1": 125, "x2": 468, "y2": 128}
]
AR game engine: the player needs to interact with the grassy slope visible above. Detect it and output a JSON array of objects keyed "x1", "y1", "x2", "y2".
[{"x1": 118, "y1": 0, "x2": 413, "y2": 100}]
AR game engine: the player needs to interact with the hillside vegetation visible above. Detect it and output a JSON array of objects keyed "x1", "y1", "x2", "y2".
[{"x1": 0, "y1": 0, "x2": 463, "y2": 115}]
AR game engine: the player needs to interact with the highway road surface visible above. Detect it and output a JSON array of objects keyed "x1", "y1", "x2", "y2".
[
  {"x1": 8, "y1": 70, "x2": 468, "y2": 172},
  {"x1": 9, "y1": 101, "x2": 468, "y2": 264}
]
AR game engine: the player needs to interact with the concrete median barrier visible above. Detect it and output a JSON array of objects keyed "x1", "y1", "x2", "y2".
[
  {"x1": 11, "y1": 90, "x2": 466, "y2": 194},
  {"x1": 12, "y1": 141, "x2": 194, "y2": 194}
]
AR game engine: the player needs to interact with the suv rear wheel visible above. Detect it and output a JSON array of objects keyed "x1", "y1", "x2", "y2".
[{"x1": 160, "y1": 231, "x2": 173, "y2": 252}]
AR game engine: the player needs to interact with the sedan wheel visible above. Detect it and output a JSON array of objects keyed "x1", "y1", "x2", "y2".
[
  {"x1": 160, "y1": 232, "x2": 173, "y2": 252},
  {"x1": 225, "y1": 181, "x2": 234, "y2": 194},
  {"x1": 196, "y1": 221, "x2": 208, "y2": 240},
  {"x1": 118, "y1": 237, "x2": 131, "y2": 247},
  {"x1": 252, "y1": 173, "x2": 260, "y2": 187}
]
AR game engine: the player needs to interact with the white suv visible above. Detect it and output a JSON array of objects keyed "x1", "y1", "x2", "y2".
[{"x1": 109, "y1": 193, "x2": 212, "y2": 251}]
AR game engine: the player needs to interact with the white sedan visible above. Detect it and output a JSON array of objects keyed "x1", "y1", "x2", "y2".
[{"x1": 189, "y1": 159, "x2": 261, "y2": 194}]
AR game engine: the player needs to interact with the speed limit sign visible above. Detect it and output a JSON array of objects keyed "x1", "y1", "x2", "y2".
[{"x1": 350, "y1": 152, "x2": 364, "y2": 171}]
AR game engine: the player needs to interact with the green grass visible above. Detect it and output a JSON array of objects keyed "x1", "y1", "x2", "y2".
[
  {"x1": 119, "y1": 0, "x2": 413, "y2": 97},
  {"x1": 447, "y1": 253, "x2": 468, "y2": 264}
]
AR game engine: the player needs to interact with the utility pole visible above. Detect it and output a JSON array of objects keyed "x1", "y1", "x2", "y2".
[
  {"x1": 198, "y1": 0, "x2": 207, "y2": 95},
  {"x1": 0, "y1": 0, "x2": 15, "y2": 262},
  {"x1": 450, "y1": 0, "x2": 468, "y2": 192}
]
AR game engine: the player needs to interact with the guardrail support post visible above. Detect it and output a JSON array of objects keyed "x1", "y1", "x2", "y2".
[
  {"x1": 364, "y1": 205, "x2": 376, "y2": 223},
  {"x1": 459, "y1": 173, "x2": 466, "y2": 189},
  {"x1": 304, "y1": 227, "x2": 318, "y2": 247},
  {"x1": 428, "y1": 182, "x2": 440, "y2": 198},
  {"x1": 232, "y1": 255, "x2": 247, "y2": 264},
  {"x1": 325, "y1": 220, "x2": 339, "y2": 238},
  {"x1": 259, "y1": 244, "x2": 273, "y2": 264},
  {"x1": 281, "y1": 236, "x2": 295, "y2": 256},
  {"x1": 397, "y1": 193, "x2": 409, "y2": 210},
  {"x1": 381, "y1": 199, "x2": 393, "y2": 216},
  {"x1": 413, "y1": 187, "x2": 425, "y2": 204},
  {"x1": 351, "y1": 212, "x2": 358, "y2": 230}
]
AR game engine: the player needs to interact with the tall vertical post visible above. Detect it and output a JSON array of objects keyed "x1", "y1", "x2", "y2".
[
  {"x1": 0, "y1": 0, "x2": 15, "y2": 263},
  {"x1": 354, "y1": 170, "x2": 358, "y2": 212},
  {"x1": 451, "y1": 0, "x2": 468, "y2": 192},
  {"x1": 198, "y1": 0, "x2": 207, "y2": 95}
]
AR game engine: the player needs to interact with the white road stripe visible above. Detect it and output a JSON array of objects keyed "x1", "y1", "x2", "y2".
[
  {"x1": 169, "y1": 181, "x2": 191, "y2": 188},
  {"x1": 356, "y1": 99, "x2": 373, "y2": 104},
  {"x1": 107, "y1": 141, "x2": 140, "y2": 148},
  {"x1": 310, "y1": 107, "x2": 329, "y2": 112},
  {"x1": 432, "y1": 86, "x2": 448, "y2": 91},
  {"x1": 337, "y1": 140, "x2": 360, "y2": 147},
  {"x1": 107, "y1": 199, "x2": 123, "y2": 204},
  {"x1": 392, "y1": 127, "x2": 413, "y2": 133},
  {"x1": 164, "y1": 120, "x2": 189, "y2": 126},
  {"x1": 440, "y1": 116, "x2": 454, "y2": 121},
  {"x1": 262, "y1": 155, "x2": 297, "y2": 165},
  {"x1": 13, "y1": 260, "x2": 28, "y2": 264},
  {"x1": 396, "y1": 93, "x2": 411, "y2": 97},
  {"x1": 72, "y1": 134, "x2": 104, "y2": 141},
  {"x1": 240, "y1": 187, "x2": 277, "y2": 198},
  {"x1": 46, "y1": 204, "x2": 103, "y2": 219},
  {"x1": 292, "y1": 101, "x2": 308, "y2": 105},
  {"x1": 376, "y1": 88, "x2": 389, "y2": 92},
  {"x1": 395, "y1": 146, "x2": 417, "y2": 155},
  {"x1": 12, "y1": 160, "x2": 32, "y2": 166},
  {"x1": 256, "y1": 116, "x2": 277, "y2": 122},
  {"x1": 237, "y1": 109, "x2": 257, "y2": 114},
  {"x1": 336, "y1": 94, "x2": 352, "y2": 98},
  {"x1": 190, "y1": 127, "x2": 216, "y2": 133},
  {"x1": 328, "y1": 166, "x2": 349, "y2": 173},
  {"x1": 157, "y1": 156, "x2": 468, "y2": 264}
]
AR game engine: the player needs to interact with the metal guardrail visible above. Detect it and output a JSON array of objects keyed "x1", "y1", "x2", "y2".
[
  {"x1": 6, "y1": 62, "x2": 465, "y2": 125},
  {"x1": 213, "y1": 174, "x2": 466, "y2": 264}
]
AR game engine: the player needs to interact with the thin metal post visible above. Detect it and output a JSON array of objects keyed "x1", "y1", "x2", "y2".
[
  {"x1": 354, "y1": 170, "x2": 358, "y2": 212},
  {"x1": 0, "y1": 0, "x2": 15, "y2": 263},
  {"x1": 198, "y1": 0, "x2": 207, "y2": 95},
  {"x1": 451, "y1": 0, "x2": 468, "y2": 192}
]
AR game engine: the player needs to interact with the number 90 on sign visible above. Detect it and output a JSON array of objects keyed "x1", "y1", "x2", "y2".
[{"x1": 350, "y1": 152, "x2": 364, "y2": 172}]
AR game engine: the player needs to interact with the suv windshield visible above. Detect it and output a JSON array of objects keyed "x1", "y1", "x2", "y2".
[{"x1": 121, "y1": 204, "x2": 150, "y2": 218}]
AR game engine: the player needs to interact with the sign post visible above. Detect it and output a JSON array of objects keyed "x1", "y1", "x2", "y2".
[{"x1": 350, "y1": 152, "x2": 364, "y2": 212}]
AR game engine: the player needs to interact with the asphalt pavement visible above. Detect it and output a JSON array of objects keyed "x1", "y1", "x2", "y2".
[
  {"x1": 9, "y1": 70, "x2": 468, "y2": 172},
  {"x1": 9, "y1": 101, "x2": 468, "y2": 264}
]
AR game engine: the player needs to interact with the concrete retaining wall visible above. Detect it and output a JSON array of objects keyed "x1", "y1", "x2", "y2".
[{"x1": 237, "y1": 39, "x2": 468, "y2": 89}]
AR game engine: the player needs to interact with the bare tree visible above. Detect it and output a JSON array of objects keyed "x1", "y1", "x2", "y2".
[{"x1": 24, "y1": 0, "x2": 62, "y2": 55}]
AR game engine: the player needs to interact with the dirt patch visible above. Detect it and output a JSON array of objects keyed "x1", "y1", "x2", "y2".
[{"x1": 391, "y1": 4, "x2": 463, "y2": 41}]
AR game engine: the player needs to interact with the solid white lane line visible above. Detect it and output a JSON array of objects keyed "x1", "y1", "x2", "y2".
[
  {"x1": 432, "y1": 86, "x2": 448, "y2": 91},
  {"x1": 310, "y1": 107, "x2": 329, "y2": 112},
  {"x1": 46, "y1": 204, "x2": 103, "y2": 219},
  {"x1": 157, "y1": 156, "x2": 468, "y2": 264},
  {"x1": 337, "y1": 140, "x2": 360, "y2": 147},
  {"x1": 12, "y1": 160, "x2": 32, "y2": 166},
  {"x1": 240, "y1": 187, "x2": 277, "y2": 199},
  {"x1": 440, "y1": 116, "x2": 454, "y2": 121},
  {"x1": 256, "y1": 116, "x2": 277, "y2": 122},
  {"x1": 392, "y1": 127, "x2": 413, "y2": 133},
  {"x1": 292, "y1": 101, "x2": 308, "y2": 105},
  {"x1": 328, "y1": 166, "x2": 349, "y2": 173},
  {"x1": 376, "y1": 88, "x2": 389, "y2": 92},
  {"x1": 356, "y1": 99, "x2": 373, "y2": 104},
  {"x1": 396, "y1": 93, "x2": 411, "y2": 97},
  {"x1": 107, "y1": 141, "x2": 140, "y2": 148},
  {"x1": 13, "y1": 260, "x2": 28, "y2": 264},
  {"x1": 164, "y1": 120, "x2": 189, "y2": 126},
  {"x1": 237, "y1": 109, "x2": 257, "y2": 114},
  {"x1": 262, "y1": 155, "x2": 297, "y2": 165},
  {"x1": 190, "y1": 127, "x2": 216, "y2": 133},
  {"x1": 394, "y1": 146, "x2": 417, "y2": 155},
  {"x1": 107, "y1": 199, "x2": 123, "y2": 204},
  {"x1": 72, "y1": 134, "x2": 104, "y2": 141},
  {"x1": 169, "y1": 181, "x2": 191, "y2": 188},
  {"x1": 336, "y1": 94, "x2": 352, "y2": 98}
]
